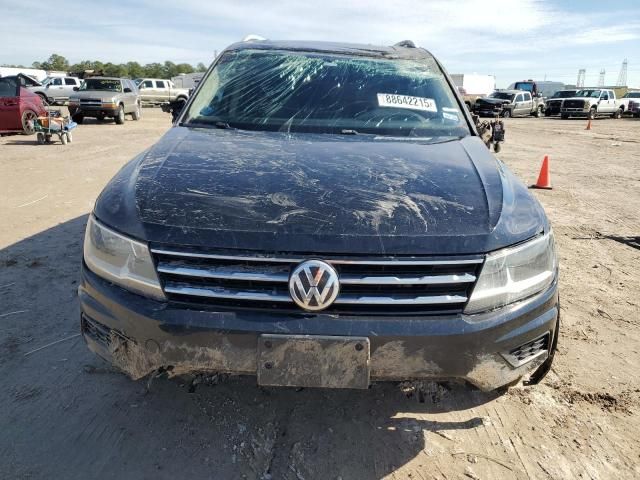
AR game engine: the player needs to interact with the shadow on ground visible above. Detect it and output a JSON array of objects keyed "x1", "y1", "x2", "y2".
[{"x1": 1, "y1": 215, "x2": 501, "y2": 480}]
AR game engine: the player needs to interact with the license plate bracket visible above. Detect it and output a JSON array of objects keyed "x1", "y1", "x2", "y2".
[{"x1": 257, "y1": 334, "x2": 370, "y2": 389}]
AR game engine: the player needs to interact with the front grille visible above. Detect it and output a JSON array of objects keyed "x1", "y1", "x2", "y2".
[
  {"x1": 80, "y1": 98, "x2": 103, "y2": 106},
  {"x1": 563, "y1": 99, "x2": 586, "y2": 109},
  {"x1": 151, "y1": 248, "x2": 483, "y2": 315},
  {"x1": 503, "y1": 334, "x2": 549, "y2": 367},
  {"x1": 546, "y1": 100, "x2": 562, "y2": 108}
]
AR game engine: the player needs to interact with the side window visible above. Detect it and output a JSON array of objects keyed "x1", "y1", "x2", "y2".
[
  {"x1": 155, "y1": 80, "x2": 166, "y2": 89},
  {"x1": 143, "y1": 80, "x2": 153, "y2": 88},
  {"x1": 64, "y1": 78, "x2": 76, "y2": 86},
  {"x1": 51, "y1": 78, "x2": 62, "y2": 86},
  {"x1": 523, "y1": 92, "x2": 531, "y2": 101},
  {"x1": 601, "y1": 92, "x2": 609, "y2": 100},
  {"x1": 515, "y1": 93, "x2": 524, "y2": 102}
]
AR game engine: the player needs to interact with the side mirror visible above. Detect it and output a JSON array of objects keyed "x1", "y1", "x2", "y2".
[
  {"x1": 124, "y1": 87, "x2": 132, "y2": 93},
  {"x1": 73, "y1": 87, "x2": 79, "y2": 91}
]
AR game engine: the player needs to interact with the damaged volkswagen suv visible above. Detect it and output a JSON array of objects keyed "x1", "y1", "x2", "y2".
[{"x1": 79, "y1": 39, "x2": 559, "y2": 391}]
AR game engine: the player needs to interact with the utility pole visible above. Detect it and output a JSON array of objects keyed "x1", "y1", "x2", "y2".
[
  {"x1": 577, "y1": 69, "x2": 586, "y2": 88},
  {"x1": 597, "y1": 69, "x2": 605, "y2": 87}
]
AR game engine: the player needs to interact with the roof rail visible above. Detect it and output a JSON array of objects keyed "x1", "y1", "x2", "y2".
[
  {"x1": 243, "y1": 34, "x2": 266, "y2": 42},
  {"x1": 394, "y1": 40, "x2": 416, "y2": 48}
]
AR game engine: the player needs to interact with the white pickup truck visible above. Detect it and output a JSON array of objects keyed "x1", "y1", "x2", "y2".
[
  {"x1": 560, "y1": 89, "x2": 623, "y2": 119},
  {"x1": 619, "y1": 91, "x2": 640, "y2": 116},
  {"x1": 134, "y1": 78, "x2": 189, "y2": 105}
]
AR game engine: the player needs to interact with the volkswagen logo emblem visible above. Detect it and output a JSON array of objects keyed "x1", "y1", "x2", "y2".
[{"x1": 289, "y1": 260, "x2": 340, "y2": 311}]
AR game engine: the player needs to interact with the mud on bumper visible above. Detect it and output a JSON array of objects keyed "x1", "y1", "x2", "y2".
[{"x1": 79, "y1": 266, "x2": 559, "y2": 391}]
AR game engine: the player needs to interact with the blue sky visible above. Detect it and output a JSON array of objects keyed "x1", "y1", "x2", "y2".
[{"x1": 2, "y1": 0, "x2": 639, "y2": 87}]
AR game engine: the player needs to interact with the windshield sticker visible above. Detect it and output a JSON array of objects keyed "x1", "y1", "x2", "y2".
[{"x1": 377, "y1": 93, "x2": 437, "y2": 112}]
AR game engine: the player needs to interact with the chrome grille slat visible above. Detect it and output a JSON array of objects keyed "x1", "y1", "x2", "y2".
[
  {"x1": 340, "y1": 273, "x2": 476, "y2": 285},
  {"x1": 156, "y1": 262, "x2": 475, "y2": 286},
  {"x1": 163, "y1": 282, "x2": 466, "y2": 305},
  {"x1": 157, "y1": 263, "x2": 289, "y2": 282},
  {"x1": 151, "y1": 248, "x2": 482, "y2": 266},
  {"x1": 335, "y1": 294, "x2": 467, "y2": 305},
  {"x1": 152, "y1": 248, "x2": 483, "y2": 314},
  {"x1": 164, "y1": 284, "x2": 292, "y2": 302}
]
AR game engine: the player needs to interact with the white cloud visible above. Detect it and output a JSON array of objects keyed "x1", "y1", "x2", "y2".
[{"x1": 1, "y1": 0, "x2": 638, "y2": 85}]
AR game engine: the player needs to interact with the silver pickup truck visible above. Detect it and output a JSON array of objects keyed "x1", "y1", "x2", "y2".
[
  {"x1": 134, "y1": 78, "x2": 189, "y2": 104},
  {"x1": 68, "y1": 77, "x2": 141, "y2": 124},
  {"x1": 560, "y1": 89, "x2": 623, "y2": 119}
]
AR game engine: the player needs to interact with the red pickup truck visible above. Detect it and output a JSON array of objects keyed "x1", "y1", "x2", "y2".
[{"x1": 0, "y1": 74, "x2": 47, "y2": 135}]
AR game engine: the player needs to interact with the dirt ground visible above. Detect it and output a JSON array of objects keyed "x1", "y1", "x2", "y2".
[{"x1": 1, "y1": 109, "x2": 639, "y2": 479}]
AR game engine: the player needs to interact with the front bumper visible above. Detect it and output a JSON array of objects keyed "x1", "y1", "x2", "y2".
[
  {"x1": 561, "y1": 108, "x2": 590, "y2": 117},
  {"x1": 69, "y1": 105, "x2": 119, "y2": 117},
  {"x1": 79, "y1": 265, "x2": 559, "y2": 391},
  {"x1": 473, "y1": 106, "x2": 503, "y2": 117}
]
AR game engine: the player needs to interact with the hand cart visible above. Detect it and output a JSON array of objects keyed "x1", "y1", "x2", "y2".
[{"x1": 34, "y1": 109, "x2": 77, "y2": 145}]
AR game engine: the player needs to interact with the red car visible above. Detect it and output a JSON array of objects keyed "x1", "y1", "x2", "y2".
[{"x1": 0, "y1": 74, "x2": 47, "y2": 135}]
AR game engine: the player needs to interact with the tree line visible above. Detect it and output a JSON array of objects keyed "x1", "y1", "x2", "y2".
[{"x1": 3, "y1": 54, "x2": 208, "y2": 79}]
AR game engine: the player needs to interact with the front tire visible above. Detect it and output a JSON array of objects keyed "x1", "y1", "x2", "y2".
[
  {"x1": 72, "y1": 114, "x2": 84, "y2": 124},
  {"x1": 501, "y1": 109, "x2": 511, "y2": 118},
  {"x1": 611, "y1": 108, "x2": 622, "y2": 119},
  {"x1": 561, "y1": 113, "x2": 569, "y2": 119},
  {"x1": 114, "y1": 105, "x2": 125, "y2": 125},
  {"x1": 588, "y1": 107, "x2": 597, "y2": 120},
  {"x1": 535, "y1": 106, "x2": 543, "y2": 118}
]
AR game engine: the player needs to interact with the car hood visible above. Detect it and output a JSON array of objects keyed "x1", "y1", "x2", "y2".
[
  {"x1": 72, "y1": 90, "x2": 121, "y2": 99},
  {"x1": 476, "y1": 97, "x2": 510, "y2": 105},
  {"x1": 95, "y1": 127, "x2": 546, "y2": 255}
]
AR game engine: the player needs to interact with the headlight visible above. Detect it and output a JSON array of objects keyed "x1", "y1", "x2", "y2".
[
  {"x1": 83, "y1": 215, "x2": 165, "y2": 300},
  {"x1": 465, "y1": 232, "x2": 557, "y2": 314}
]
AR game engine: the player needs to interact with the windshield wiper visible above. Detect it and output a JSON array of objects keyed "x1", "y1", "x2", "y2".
[
  {"x1": 213, "y1": 121, "x2": 231, "y2": 129},
  {"x1": 339, "y1": 129, "x2": 359, "y2": 135}
]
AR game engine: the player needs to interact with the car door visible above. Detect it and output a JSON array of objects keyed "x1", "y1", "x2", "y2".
[
  {"x1": 521, "y1": 92, "x2": 533, "y2": 115},
  {"x1": 0, "y1": 77, "x2": 21, "y2": 130},
  {"x1": 599, "y1": 91, "x2": 612, "y2": 113},
  {"x1": 154, "y1": 80, "x2": 169, "y2": 102},
  {"x1": 514, "y1": 93, "x2": 524, "y2": 116},
  {"x1": 139, "y1": 80, "x2": 154, "y2": 102},
  {"x1": 122, "y1": 80, "x2": 135, "y2": 112},
  {"x1": 61, "y1": 77, "x2": 78, "y2": 101},
  {"x1": 46, "y1": 77, "x2": 65, "y2": 102}
]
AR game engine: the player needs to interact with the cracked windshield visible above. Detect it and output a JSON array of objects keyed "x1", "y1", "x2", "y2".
[{"x1": 186, "y1": 49, "x2": 470, "y2": 138}]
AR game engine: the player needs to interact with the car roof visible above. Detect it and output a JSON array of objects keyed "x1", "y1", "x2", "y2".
[
  {"x1": 225, "y1": 39, "x2": 436, "y2": 61},
  {"x1": 498, "y1": 90, "x2": 523, "y2": 94}
]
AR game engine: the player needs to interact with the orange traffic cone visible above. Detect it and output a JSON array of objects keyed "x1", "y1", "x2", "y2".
[
  {"x1": 585, "y1": 118, "x2": 592, "y2": 130},
  {"x1": 530, "y1": 155, "x2": 552, "y2": 190}
]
